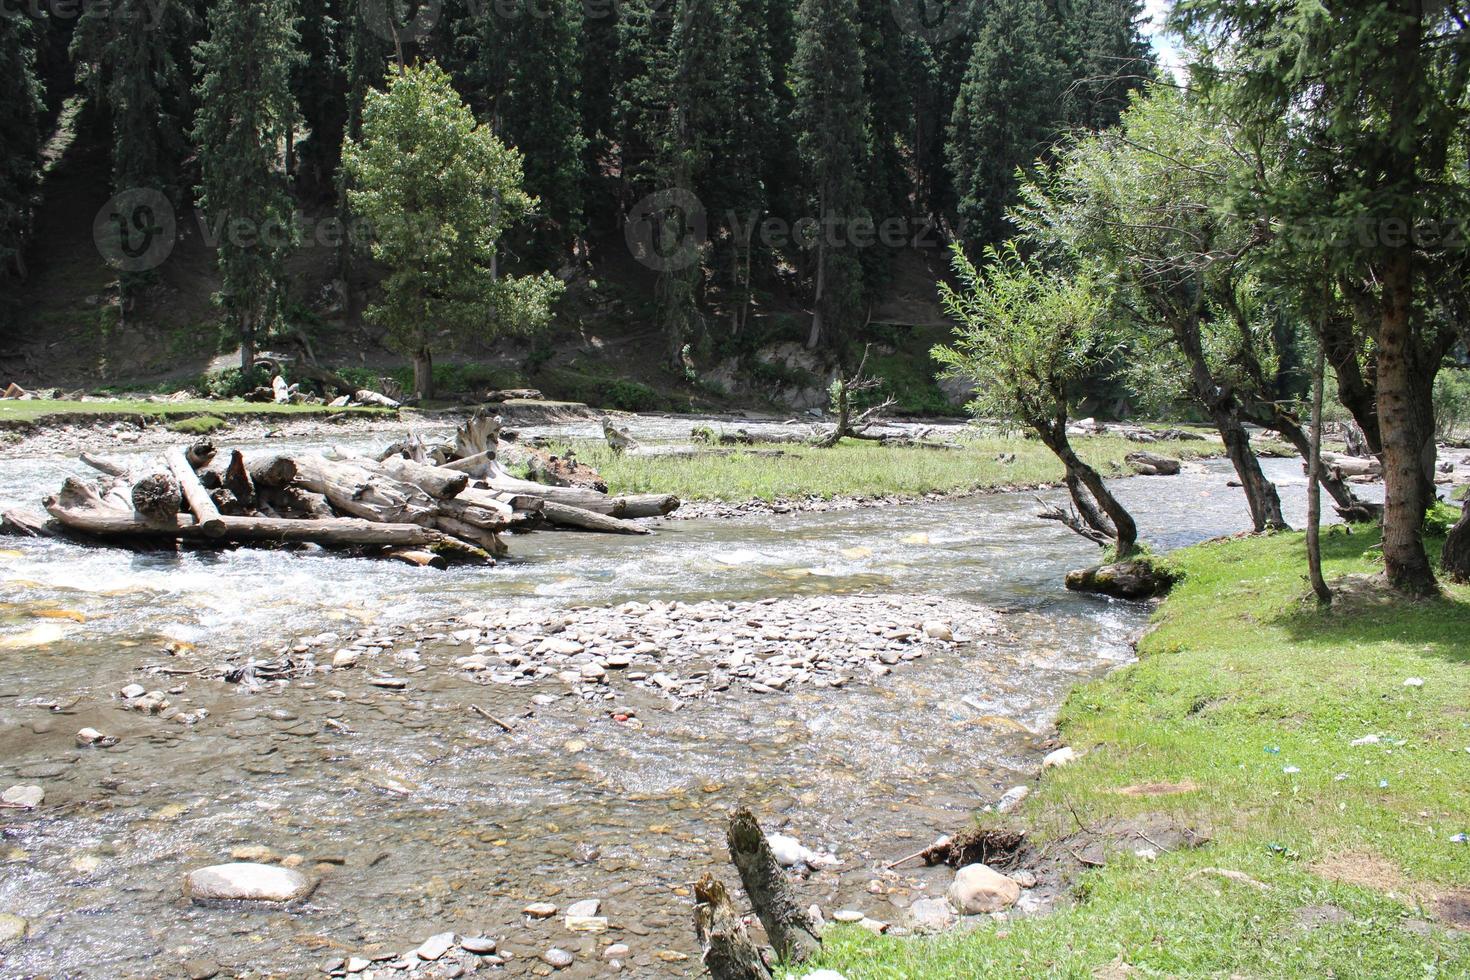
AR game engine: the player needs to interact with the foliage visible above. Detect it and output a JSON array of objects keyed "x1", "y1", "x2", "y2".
[
  {"x1": 812, "y1": 529, "x2": 1470, "y2": 977},
  {"x1": 933, "y1": 243, "x2": 1111, "y2": 428},
  {"x1": 0, "y1": 13, "x2": 43, "y2": 311},
  {"x1": 192, "y1": 0, "x2": 302, "y2": 371},
  {"x1": 1434, "y1": 366, "x2": 1470, "y2": 439},
  {"x1": 341, "y1": 62, "x2": 562, "y2": 399},
  {"x1": 165, "y1": 414, "x2": 227, "y2": 434}
]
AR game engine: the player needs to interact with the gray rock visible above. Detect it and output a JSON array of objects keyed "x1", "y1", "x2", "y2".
[
  {"x1": 0, "y1": 913, "x2": 27, "y2": 944},
  {"x1": 184, "y1": 863, "x2": 316, "y2": 904},
  {"x1": 542, "y1": 947, "x2": 575, "y2": 969},
  {"x1": 603, "y1": 943, "x2": 631, "y2": 960},
  {"x1": 908, "y1": 897, "x2": 956, "y2": 932},
  {"x1": 565, "y1": 899, "x2": 601, "y2": 917},
  {"x1": 946, "y1": 864, "x2": 1020, "y2": 915},
  {"x1": 1, "y1": 785, "x2": 43, "y2": 808},
  {"x1": 414, "y1": 931, "x2": 456, "y2": 961},
  {"x1": 461, "y1": 936, "x2": 497, "y2": 955}
]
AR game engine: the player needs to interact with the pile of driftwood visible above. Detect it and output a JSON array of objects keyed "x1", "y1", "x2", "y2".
[{"x1": 3, "y1": 414, "x2": 680, "y2": 567}]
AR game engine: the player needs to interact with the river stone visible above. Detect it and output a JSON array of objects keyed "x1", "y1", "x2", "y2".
[
  {"x1": 2, "y1": 785, "x2": 43, "y2": 808},
  {"x1": 1042, "y1": 746, "x2": 1077, "y2": 769},
  {"x1": 523, "y1": 902, "x2": 558, "y2": 918},
  {"x1": 414, "y1": 931, "x2": 455, "y2": 961},
  {"x1": 542, "y1": 947, "x2": 575, "y2": 969},
  {"x1": 461, "y1": 936, "x2": 497, "y2": 955},
  {"x1": 908, "y1": 897, "x2": 956, "y2": 932},
  {"x1": 946, "y1": 864, "x2": 1021, "y2": 915},
  {"x1": 565, "y1": 899, "x2": 601, "y2": 917},
  {"x1": 0, "y1": 913, "x2": 27, "y2": 944},
  {"x1": 922, "y1": 621, "x2": 953, "y2": 641},
  {"x1": 184, "y1": 863, "x2": 315, "y2": 904},
  {"x1": 603, "y1": 943, "x2": 630, "y2": 960}
]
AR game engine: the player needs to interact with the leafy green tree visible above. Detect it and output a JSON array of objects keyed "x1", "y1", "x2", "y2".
[
  {"x1": 1174, "y1": 0, "x2": 1470, "y2": 593},
  {"x1": 0, "y1": 12, "x2": 43, "y2": 303},
  {"x1": 193, "y1": 0, "x2": 303, "y2": 372},
  {"x1": 342, "y1": 62, "x2": 563, "y2": 399},
  {"x1": 934, "y1": 242, "x2": 1139, "y2": 555},
  {"x1": 792, "y1": 0, "x2": 869, "y2": 349}
]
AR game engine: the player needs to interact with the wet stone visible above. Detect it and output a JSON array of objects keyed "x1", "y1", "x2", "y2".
[{"x1": 541, "y1": 948, "x2": 574, "y2": 969}]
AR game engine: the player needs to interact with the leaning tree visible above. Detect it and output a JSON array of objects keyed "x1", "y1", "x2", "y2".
[{"x1": 934, "y1": 242, "x2": 1140, "y2": 556}]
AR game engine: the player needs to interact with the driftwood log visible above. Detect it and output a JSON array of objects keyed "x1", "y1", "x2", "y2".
[
  {"x1": 694, "y1": 873, "x2": 771, "y2": 980},
  {"x1": 726, "y1": 808, "x2": 821, "y2": 965}
]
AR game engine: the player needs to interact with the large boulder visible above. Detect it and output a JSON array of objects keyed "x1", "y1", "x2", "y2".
[
  {"x1": 1125, "y1": 451, "x2": 1182, "y2": 476},
  {"x1": 1065, "y1": 560, "x2": 1175, "y2": 600},
  {"x1": 946, "y1": 863, "x2": 1021, "y2": 915},
  {"x1": 183, "y1": 863, "x2": 316, "y2": 905}
]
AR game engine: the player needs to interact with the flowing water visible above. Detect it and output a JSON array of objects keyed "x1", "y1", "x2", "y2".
[{"x1": 0, "y1": 426, "x2": 1363, "y2": 979}]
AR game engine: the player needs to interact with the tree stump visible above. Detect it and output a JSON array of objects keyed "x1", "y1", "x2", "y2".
[
  {"x1": 130, "y1": 472, "x2": 181, "y2": 526},
  {"x1": 693, "y1": 873, "x2": 771, "y2": 980}
]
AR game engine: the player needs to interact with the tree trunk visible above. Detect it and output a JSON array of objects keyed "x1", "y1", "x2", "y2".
[
  {"x1": 1319, "y1": 305, "x2": 1381, "y2": 454},
  {"x1": 726, "y1": 809, "x2": 821, "y2": 965},
  {"x1": 1442, "y1": 497, "x2": 1470, "y2": 583},
  {"x1": 1217, "y1": 410, "x2": 1287, "y2": 532},
  {"x1": 1255, "y1": 406, "x2": 1367, "y2": 519},
  {"x1": 240, "y1": 312, "x2": 256, "y2": 374},
  {"x1": 1306, "y1": 339, "x2": 1331, "y2": 604},
  {"x1": 1042, "y1": 424, "x2": 1137, "y2": 556},
  {"x1": 413, "y1": 347, "x2": 433, "y2": 401},
  {"x1": 1376, "y1": 250, "x2": 1438, "y2": 594}
]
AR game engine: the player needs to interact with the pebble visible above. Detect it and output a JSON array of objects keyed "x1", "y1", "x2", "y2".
[
  {"x1": 602, "y1": 943, "x2": 630, "y2": 960},
  {"x1": 1, "y1": 785, "x2": 43, "y2": 808},
  {"x1": 184, "y1": 959, "x2": 220, "y2": 980},
  {"x1": 907, "y1": 897, "x2": 956, "y2": 932},
  {"x1": 523, "y1": 902, "x2": 558, "y2": 918},
  {"x1": 461, "y1": 936, "x2": 497, "y2": 954},
  {"x1": 831, "y1": 910, "x2": 865, "y2": 923},
  {"x1": 333, "y1": 650, "x2": 361, "y2": 669},
  {"x1": 565, "y1": 899, "x2": 601, "y2": 917},
  {"x1": 994, "y1": 785, "x2": 1030, "y2": 812},
  {"x1": 184, "y1": 863, "x2": 315, "y2": 904},
  {"x1": 75, "y1": 727, "x2": 118, "y2": 747},
  {"x1": 0, "y1": 913, "x2": 27, "y2": 944},
  {"x1": 345, "y1": 956, "x2": 371, "y2": 973},
  {"x1": 922, "y1": 621, "x2": 953, "y2": 641},
  {"x1": 414, "y1": 931, "x2": 456, "y2": 961},
  {"x1": 119, "y1": 683, "x2": 146, "y2": 699},
  {"x1": 542, "y1": 947, "x2": 575, "y2": 969}
]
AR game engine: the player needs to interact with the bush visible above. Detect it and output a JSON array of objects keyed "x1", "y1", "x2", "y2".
[{"x1": 166, "y1": 415, "x2": 227, "y2": 434}]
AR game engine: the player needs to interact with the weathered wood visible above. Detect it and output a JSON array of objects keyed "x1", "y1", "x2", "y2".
[
  {"x1": 290, "y1": 455, "x2": 438, "y2": 525},
  {"x1": 165, "y1": 446, "x2": 226, "y2": 537},
  {"x1": 1, "y1": 508, "x2": 60, "y2": 538},
  {"x1": 256, "y1": 486, "x2": 335, "y2": 520},
  {"x1": 693, "y1": 873, "x2": 772, "y2": 980},
  {"x1": 435, "y1": 495, "x2": 514, "y2": 530},
  {"x1": 130, "y1": 471, "x2": 182, "y2": 527},
  {"x1": 726, "y1": 808, "x2": 821, "y2": 965},
  {"x1": 438, "y1": 451, "x2": 496, "y2": 478},
  {"x1": 484, "y1": 464, "x2": 678, "y2": 517},
  {"x1": 1125, "y1": 451, "x2": 1182, "y2": 476},
  {"x1": 383, "y1": 548, "x2": 448, "y2": 569},
  {"x1": 483, "y1": 388, "x2": 544, "y2": 402},
  {"x1": 537, "y1": 500, "x2": 651, "y2": 535},
  {"x1": 379, "y1": 454, "x2": 469, "y2": 499},
  {"x1": 353, "y1": 388, "x2": 400, "y2": 409},
  {"x1": 431, "y1": 514, "x2": 509, "y2": 556},
  {"x1": 80, "y1": 452, "x2": 130, "y2": 478},
  {"x1": 45, "y1": 487, "x2": 490, "y2": 561},
  {"x1": 454, "y1": 410, "x2": 502, "y2": 457},
  {"x1": 185, "y1": 442, "x2": 217, "y2": 469}
]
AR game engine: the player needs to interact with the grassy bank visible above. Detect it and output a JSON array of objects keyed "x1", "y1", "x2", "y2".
[
  {"x1": 0, "y1": 398, "x2": 391, "y2": 427},
  {"x1": 579, "y1": 434, "x2": 1215, "y2": 502},
  {"x1": 814, "y1": 530, "x2": 1470, "y2": 977}
]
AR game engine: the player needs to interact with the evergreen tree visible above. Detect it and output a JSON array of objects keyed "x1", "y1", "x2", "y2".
[
  {"x1": 193, "y1": 0, "x2": 303, "y2": 372},
  {"x1": 1061, "y1": 0, "x2": 1152, "y2": 130},
  {"x1": 342, "y1": 62, "x2": 562, "y2": 399},
  {"x1": 792, "y1": 0, "x2": 869, "y2": 349},
  {"x1": 946, "y1": 0, "x2": 1066, "y2": 249},
  {"x1": 0, "y1": 12, "x2": 44, "y2": 303},
  {"x1": 71, "y1": 0, "x2": 196, "y2": 202},
  {"x1": 291, "y1": 0, "x2": 348, "y2": 198}
]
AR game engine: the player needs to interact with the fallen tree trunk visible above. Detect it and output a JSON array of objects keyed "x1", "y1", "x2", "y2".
[
  {"x1": 482, "y1": 465, "x2": 678, "y2": 517},
  {"x1": 379, "y1": 454, "x2": 469, "y2": 500},
  {"x1": 726, "y1": 808, "x2": 821, "y2": 965},
  {"x1": 130, "y1": 470, "x2": 181, "y2": 527},
  {"x1": 290, "y1": 455, "x2": 439, "y2": 525},
  {"x1": 536, "y1": 499, "x2": 652, "y2": 535},
  {"x1": 165, "y1": 446, "x2": 226, "y2": 537}
]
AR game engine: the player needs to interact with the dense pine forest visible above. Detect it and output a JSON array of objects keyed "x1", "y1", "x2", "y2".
[{"x1": 0, "y1": 0, "x2": 1154, "y2": 388}]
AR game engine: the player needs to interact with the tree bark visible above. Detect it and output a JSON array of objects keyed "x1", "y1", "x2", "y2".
[
  {"x1": 413, "y1": 346, "x2": 433, "y2": 401},
  {"x1": 1039, "y1": 423, "x2": 1137, "y2": 556},
  {"x1": 1376, "y1": 250, "x2": 1439, "y2": 594},
  {"x1": 165, "y1": 446, "x2": 227, "y2": 537},
  {"x1": 726, "y1": 809, "x2": 821, "y2": 965},
  {"x1": 1307, "y1": 338, "x2": 1331, "y2": 604},
  {"x1": 1442, "y1": 497, "x2": 1470, "y2": 583},
  {"x1": 693, "y1": 873, "x2": 772, "y2": 980}
]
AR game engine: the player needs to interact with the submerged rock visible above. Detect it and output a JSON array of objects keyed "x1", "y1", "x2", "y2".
[
  {"x1": 0, "y1": 913, "x2": 27, "y2": 945},
  {"x1": 2, "y1": 785, "x2": 43, "y2": 808},
  {"x1": 1064, "y1": 560, "x2": 1175, "y2": 600},
  {"x1": 184, "y1": 863, "x2": 316, "y2": 904},
  {"x1": 946, "y1": 863, "x2": 1021, "y2": 915}
]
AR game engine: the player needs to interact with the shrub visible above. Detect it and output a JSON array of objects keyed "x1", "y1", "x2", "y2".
[{"x1": 1434, "y1": 366, "x2": 1469, "y2": 438}]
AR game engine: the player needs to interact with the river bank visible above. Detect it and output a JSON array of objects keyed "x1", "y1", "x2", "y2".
[{"x1": 813, "y1": 529, "x2": 1470, "y2": 977}]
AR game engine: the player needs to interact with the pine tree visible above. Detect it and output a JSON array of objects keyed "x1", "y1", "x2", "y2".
[
  {"x1": 946, "y1": 0, "x2": 1067, "y2": 250},
  {"x1": 462, "y1": 0, "x2": 587, "y2": 252},
  {"x1": 193, "y1": 0, "x2": 303, "y2": 372},
  {"x1": 71, "y1": 0, "x2": 196, "y2": 201},
  {"x1": 1060, "y1": 0, "x2": 1152, "y2": 131},
  {"x1": 0, "y1": 12, "x2": 44, "y2": 303},
  {"x1": 792, "y1": 0, "x2": 869, "y2": 349},
  {"x1": 291, "y1": 0, "x2": 348, "y2": 197}
]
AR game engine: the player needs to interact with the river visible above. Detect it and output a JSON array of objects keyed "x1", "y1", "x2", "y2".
[{"x1": 0, "y1": 425, "x2": 1356, "y2": 978}]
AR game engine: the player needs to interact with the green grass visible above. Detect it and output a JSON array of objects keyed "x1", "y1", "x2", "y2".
[
  {"x1": 574, "y1": 434, "x2": 1215, "y2": 502},
  {"x1": 0, "y1": 398, "x2": 391, "y2": 425},
  {"x1": 811, "y1": 530, "x2": 1470, "y2": 977},
  {"x1": 164, "y1": 414, "x2": 227, "y2": 434}
]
